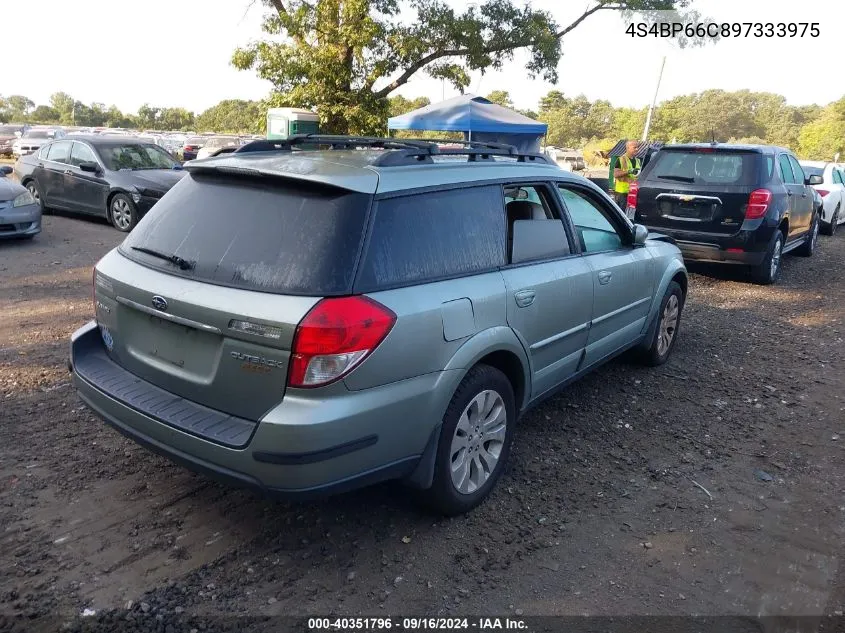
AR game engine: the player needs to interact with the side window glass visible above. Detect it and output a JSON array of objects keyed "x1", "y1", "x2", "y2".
[
  {"x1": 789, "y1": 156, "x2": 805, "y2": 185},
  {"x1": 834, "y1": 170, "x2": 843, "y2": 185},
  {"x1": 778, "y1": 155, "x2": 795, "y2": 184},
  {"x1": 763, "y1": 156, "x2": 774, "y2": 180},
  {"x1": 558, "y1": 186, "x2": 624, "y2": 253},
  {"x1": 46, "y1": 140, "x2": 72, "y2": 164},
  {"x1": 503, "y1": 184, "x2": 572, "y2": 264},
  {"x1": 357, "y1": 185, "x2": 506, "y2": 290},
  {"x1": 37, "y1": 144, "x2": 51, "y2": 160},
  {"x1": 69, "y1": 143, "x2": 98, "y2": 167}
]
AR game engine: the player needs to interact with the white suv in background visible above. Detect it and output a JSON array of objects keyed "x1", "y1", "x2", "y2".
[{"x1": 800, "y1": 160, "x2": 845, "y2": 235}]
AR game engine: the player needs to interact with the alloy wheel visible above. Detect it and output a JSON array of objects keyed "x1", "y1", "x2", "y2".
[
  {"x1": 770, "y1": 236, "x2": 783, "y2": 280},
  {"x1": 656, "y1": 294, "x2": 679, "y2": 357},
  {"x1": 450, "y1": 390, "x2": 507, "y2": 495},
  {"x1": 111, "y1": 198, "x2": 132, "y2": 231}
]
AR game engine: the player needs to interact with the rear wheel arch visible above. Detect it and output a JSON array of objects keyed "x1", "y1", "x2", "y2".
[{"x1": 474, "y1": 350, "x2": 526, "y2": 415}]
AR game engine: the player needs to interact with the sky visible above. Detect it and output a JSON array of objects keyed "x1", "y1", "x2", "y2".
[{"x1": 1, "y1": 0, "x2": 842, "y2": 115}]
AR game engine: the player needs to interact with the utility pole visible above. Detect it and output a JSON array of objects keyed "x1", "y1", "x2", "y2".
[{"x1": 641, "y1": 56, "x2": 666, "y2": 143}]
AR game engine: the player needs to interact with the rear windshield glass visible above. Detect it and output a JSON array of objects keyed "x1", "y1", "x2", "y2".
[
  {"x1": 646, "y1": 150, "x2": 759, "y2": 186},
  {"x1": 801, "y1": 165, "x2": 824, "y2": 178},
  {"x1": 120, "y1": 174, "x2": 370, "y2": 295}
]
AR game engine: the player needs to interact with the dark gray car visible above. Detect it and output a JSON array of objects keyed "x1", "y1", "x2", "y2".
[
  {"x1": 0, "y1": 165, "x2": 41, "y2": 239},
  {"x1": 69, "y1": 136, "x2": 687, "y2": 515}
]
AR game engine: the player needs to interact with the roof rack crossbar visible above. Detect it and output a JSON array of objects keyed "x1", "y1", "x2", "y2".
[{"x1": 231, "y1": 134, "x2": 552, "y2": 166}]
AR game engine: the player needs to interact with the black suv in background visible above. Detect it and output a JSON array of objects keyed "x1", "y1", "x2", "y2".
[{"x1": 627, "y1": 144, "x2": 821, "y2": 284}]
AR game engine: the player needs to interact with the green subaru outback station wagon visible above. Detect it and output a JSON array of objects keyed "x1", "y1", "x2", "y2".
[{"x1": 70, "y1": 136, "x2": 687, "y2": 515}]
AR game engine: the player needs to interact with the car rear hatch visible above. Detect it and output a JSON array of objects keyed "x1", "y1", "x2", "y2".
[
  {"x1": 635, "y1": 147, "x2": 763, "y2": 236},
  {"x1": 92, "y1": 163, "x2": 375, "y2": 422}
]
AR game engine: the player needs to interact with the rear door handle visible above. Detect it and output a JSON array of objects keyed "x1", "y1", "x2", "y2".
[
  {"x1": 597, "y1": 270, "x2": 613, "y2": 285},
  {"x1": 514, "y1": 290, "x2": 536, "y2": 308}
]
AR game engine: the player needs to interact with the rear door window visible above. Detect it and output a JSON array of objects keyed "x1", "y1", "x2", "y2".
[
  {"x1": 121, "y1": 174, "x2": 370, "y2": 295},
  {"x1": 646, "y1": 149, "x2": 759, "y2": 185},
  {"x1": 788, "y1": 156, "x2": 805, "y2": 184},
  {"x1": 778, "y1": 155, "x2": 796, "y2": 184},
  {"x1": 357, "y1": 185, "x2": 505, "y2": 291},
  {"x1": 46, "y1": 140, "x2": 72, "y2": 164}
]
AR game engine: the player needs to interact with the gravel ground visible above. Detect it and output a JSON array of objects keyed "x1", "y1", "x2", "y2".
[{"x1": 1, "y1": 213, "x2": 844, "y2": 632}]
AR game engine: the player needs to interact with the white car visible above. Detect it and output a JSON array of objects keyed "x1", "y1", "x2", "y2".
[
  {"x1": 800, "y1": 161, "x2": 845, "y2": 235},
  {"x1": 196, "y1": 136, "x2": 242, "y2": 159},
  {"x1": 12, "y1": 128, "x2": 66, "y2": 157}
]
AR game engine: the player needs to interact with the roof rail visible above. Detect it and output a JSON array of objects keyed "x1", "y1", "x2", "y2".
[{"x1": 233, "y1": 134, "x2": 553, "y2": 166}]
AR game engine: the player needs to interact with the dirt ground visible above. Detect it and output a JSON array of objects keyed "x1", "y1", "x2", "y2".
[{"x1": 1, "y1": 213, "x2": 844, "y2": 632}]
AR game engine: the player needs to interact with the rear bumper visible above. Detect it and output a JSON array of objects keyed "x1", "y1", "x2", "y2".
[
  {"x1": 70, "y1": 321, "x2": 449, "y2": 499},
  {"x1": 642, "y1": 225, "x2": 773, "y2": 266},
  {"x1": 675, "y1": 241, "x2": 766, "y2": 266}
]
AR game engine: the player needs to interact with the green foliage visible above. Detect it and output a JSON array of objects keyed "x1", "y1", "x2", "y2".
[
  {"x1": 485, "y1": 91, "x2": 514, "y2": 108},
  {"x1": 196, "y1": 100, "x2": 264, "y2": 134},
  {"x1": 387, "y1": 95, "x2": 431, "y2": 118},
  {"x1": 233, "y1": 0, "x2": 700, "y2": 134},
  {"x1": 29, "y1": 105, "x2": 60, "y2": 123},
  {"x1": 798, "y1": 100, "x2": 845, "y2": 161},
  {"x1": 0, "y1": 95, "x2": 35, "y2": 122}
]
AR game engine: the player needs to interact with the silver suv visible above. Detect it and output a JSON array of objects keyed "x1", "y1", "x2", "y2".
[{"x1": 70, "y1": 136, "x2": 687, "y2": 515}]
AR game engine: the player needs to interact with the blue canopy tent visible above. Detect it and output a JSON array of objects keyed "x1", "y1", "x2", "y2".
[{"x1": 387, "y1": 94, "x2": 547, "y2": 153}]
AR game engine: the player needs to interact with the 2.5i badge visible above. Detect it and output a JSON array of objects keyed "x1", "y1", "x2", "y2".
[{"x1": 99, "y1": 325, "x2": 114, "y2": 351}]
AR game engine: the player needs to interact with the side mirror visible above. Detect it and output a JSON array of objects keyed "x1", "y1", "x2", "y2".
[
  {"x1": 78, "y1": 161, "x2": 100, "y2": 173},
  {"x1": 633, "y1": 223, "x2": 649, "y2": 246},
  {"x1": 0, "y1": 165, "x2": 12, "y2": 176},
  {"x1": 807, "y1": 174, "x2": 823, "y2": 185}
]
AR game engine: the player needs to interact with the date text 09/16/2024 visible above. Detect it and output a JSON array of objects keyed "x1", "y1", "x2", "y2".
[
  {"x1": 307, "y1": 617, "x2": 529, "y2": 631},
  {"x1": 626, "y1": 21, "x2": 820, "y2": 38}
]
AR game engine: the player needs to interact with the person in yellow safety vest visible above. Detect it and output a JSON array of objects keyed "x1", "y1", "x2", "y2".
[{"x1": 613, "y1": 139, "x2": 642, "y2": 209}]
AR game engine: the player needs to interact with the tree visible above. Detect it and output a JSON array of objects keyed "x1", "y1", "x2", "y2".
[
  {"x1": 49, "y1": 92, "x2": 76, "y2": 124},
  {"x1": 485, "y1": 91, "x2": 514, "y2": 108},
  {"x1": 0, "y1": 95, "x2": 35, "y2": 122},
  {"x1": 29, "y1": 105, "x2": 60, "y2": 123},
  {"x1": 159, "y1": 107, "x2": 195, "y2": 131},
  {"x1": 233, "y1": 0, "x2": 702, "y2": 135},
  {"x1": 195, "y1": 99, "x2": 263, "y2": 133},
  {"x1": 136, "y1": 104, "x2": 162, "y2": 129},
  {"x1": 798, "y1": 100, "x2": 845, "y2": 161},
  {"x1": 387, "y1": 95, "x2": 430, "y2": 117}
]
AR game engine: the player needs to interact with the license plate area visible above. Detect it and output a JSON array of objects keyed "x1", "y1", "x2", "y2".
[{"x1": 660, "y1": 200, "x2": 717, "y2": 222}]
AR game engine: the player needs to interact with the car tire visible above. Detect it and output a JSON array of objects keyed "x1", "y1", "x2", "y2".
[
  {"x1": 417, "y1": 364, "x2": 516, "y2": 516},
  {"x1": 109, "y1": 193, "x2": 138, "y2": 232},
  {"x1": 25, "y1": 180, "x2": 49, "y2": 215},
  {"x1": 795, "y1": 214, "x2": 819, "y2": 257},
  {"x1": 637, "y1": 281, "x2": 684, "y2": 367},
  {"x1": 821, "y1": 206, "x2": 838, "y2": 236},
  {"x1": 751, "y1": 230, "x2": 784, "y2": 285}
]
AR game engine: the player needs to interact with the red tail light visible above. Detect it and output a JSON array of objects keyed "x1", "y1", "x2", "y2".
[
  {"x1": 184, "y1": 145, "x2": 195, "y2": 152},
  {"x1": 626, "y1": 181, "x2": 639, "y2": 211},
  {"x1": 817, "y1": 189, "x2": 829, "y2": 197},
  {"x1": 289, "y1": 296, "x2": 396, "y2": 388},
  {"x1": 745, "y1": 189, "x2": 772, "y2": 220}
]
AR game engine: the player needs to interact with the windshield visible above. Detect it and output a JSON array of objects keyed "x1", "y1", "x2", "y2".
[
  {"x1": 800, "y1": 165, "x2": 824, "y2": 178},
  {"x1": 98, "y1": 143, "x2": 179, "y2": 171},
  {"x1": 646, "y1": 149, "x2": 760, "y2": 186},
  {"x1": 24, "y1": 130, "x2": 53, "y2": 139},
  {"x1": 206, "y1": 137, "x2": 240, "y2": 148}
]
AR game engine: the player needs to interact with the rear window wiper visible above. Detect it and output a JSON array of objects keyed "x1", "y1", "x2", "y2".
[
  {"x1": 130, "y1": 246, "x2": 195, "y2": 270},
  {"x1": 656, "y1": 174, "x2": 695, "y2": 183}
]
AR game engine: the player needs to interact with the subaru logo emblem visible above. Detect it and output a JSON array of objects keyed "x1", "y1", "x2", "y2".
[{"x1": 151, "y1": 295, "x2": 168, "y2": 311}]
